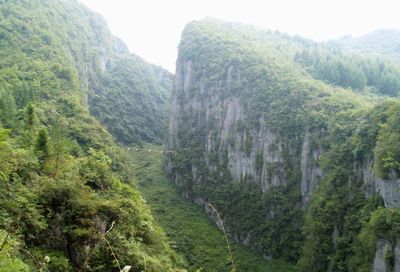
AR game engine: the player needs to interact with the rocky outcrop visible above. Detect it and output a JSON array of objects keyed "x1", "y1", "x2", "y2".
[
  {"x1": 373, "y1": 240, "x2": 391, "y2": 272},
  {"x1": 300, "y1": 130, "x2": 323, "y2": 202},
  {"x1": 355, "y1": 161, "x2": 400, "y2": 208},
  {"x1": 396, "y1": 242, "x2": 400, "y2": 272},
  {"x1": 372, "y1": 240, "x2": 400, "y2": 272}
]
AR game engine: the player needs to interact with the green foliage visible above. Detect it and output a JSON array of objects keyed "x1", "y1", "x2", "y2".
[
  {"x1": 295, "y1": 48, "x2": 368, "y2": 91},
  {"x1": 132, "y1": 145, "x2": 296, "y2": 272},
  {"x1": 89, "y1": 56, "x2": 171, "y2": 145},
  {"x1": 24, "y1": 103, "x2": 35, "y2": 129},
  {"x1": 374, "y1": 101, "x2": 400, "y2": 177},
  {"x1": 0, "y1": 87, "x2": 17, "y2": 128},
  {"x1": 331, "y1": 29, "x2": 400, "y2": 61},
  {"x1": 0, "y1": 230, "x2": 30, "y2": 272},
  {"x1": 295, "y1": 48, "x2": 400, "y2": 96},
  {"x1": 0, "y1": 0, "x2": 184, "y2": 271},
  {"x1": 349, "y1": 208, "x2": 400, "y2": 272},
  {"x1": 34, "y1": 128, "x2": 49, "y2": 166},
  {"x1": 0, "y1": 105, "x2": 184, "y2": 271}
]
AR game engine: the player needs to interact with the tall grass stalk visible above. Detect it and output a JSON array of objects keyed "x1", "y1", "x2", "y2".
[{"x1": 207, "y1": 203, "x2": 236, "y2": 272}]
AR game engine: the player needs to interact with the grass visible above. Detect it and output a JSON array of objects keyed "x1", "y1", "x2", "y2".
[{"x1": 130, "y1": 145, "x2": 297, "y2": 272}]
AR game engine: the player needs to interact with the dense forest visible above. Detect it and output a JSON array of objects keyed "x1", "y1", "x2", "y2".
[{"x1": 1, "y1": 1, "x2": 400, "y2": 272}]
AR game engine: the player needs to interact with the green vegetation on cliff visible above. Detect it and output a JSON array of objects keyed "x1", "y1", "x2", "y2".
[{"x1": 168, "y1": 19, "x2": 400, "y2": 272}]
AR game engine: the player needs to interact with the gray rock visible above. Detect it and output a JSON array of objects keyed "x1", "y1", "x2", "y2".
[
  {"x1": 355, "y1": 161, "x2": 400, "y2": 208},
  {"x1": 395, "y1": 241, "x2": 400, "y2": 272},
  {"x1": 373, "y1": 240, "x2": 391, "y2": 272}
]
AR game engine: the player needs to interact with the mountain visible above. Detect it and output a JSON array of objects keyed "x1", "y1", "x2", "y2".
[
  {"x1": 0, "y1": 0, "x2": 182, "y2": 271},
  {"x1": 330, "y1": 29, "x2": 400, "y2": 60},
  {"x1": 88, "y1": 51, "x2": 172, "y2": 145},
  {"x1": 167, "y1": 18, "x2": 400, "y2": 271}
]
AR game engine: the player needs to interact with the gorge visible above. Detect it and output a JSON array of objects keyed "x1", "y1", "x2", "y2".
[{"x1": 0, "y1": 1, "x2": 400, "y2": 272}]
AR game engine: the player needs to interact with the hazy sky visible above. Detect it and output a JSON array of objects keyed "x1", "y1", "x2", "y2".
[{"x1": 79, "y1": 0, "x2": 400, "y2": 72}]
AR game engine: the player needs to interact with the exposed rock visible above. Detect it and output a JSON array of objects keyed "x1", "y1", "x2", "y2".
[
  {"x1": 300, "y1": 130, "x2": 323, "y2": 202},
  {"x1": 121, "y1": 266, "x2": 132, "y2": 272},
  {"x1": 356, "y1": 161, "x2": 400, "y2": 208},
  {"x1": 396, "y1": 241, "x2": 400, "y2": 272},
  {"x1": 373, "y1": 240, "x2": 391, "y2": 272}
]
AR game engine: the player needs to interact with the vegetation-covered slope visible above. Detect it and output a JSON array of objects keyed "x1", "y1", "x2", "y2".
[
  {"x1": 295, "y1": 48, "x2": 400, "y2": 96},
  {"x1": 330, "y1": 29, "x2": 400, "y2": 60},
  {"x1": 0, "y1": 0, "x2": 183, "y2": 271},
  {"x1": 167, "y1": 18, "x2": 400, "y2": 271},
  {"x1": 131, "y1": 145, "x2": 296, "y2": 272},
  {"x1": 89, "y1": 54, "x2": 172, "y2": 145},
  {"x1": 0, "y1": 0, "x2": 171, "y2": 145}
]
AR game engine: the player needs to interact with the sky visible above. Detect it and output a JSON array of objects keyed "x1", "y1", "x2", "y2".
[{"x1": 79, "y1": 0, "x2": 400, "y2": 72}]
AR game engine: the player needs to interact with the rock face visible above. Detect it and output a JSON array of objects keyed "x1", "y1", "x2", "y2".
[
  {"x1": 373, "y1": 240, "x2": 391, "y2": 272},
  {"x1": 169, "y1": 59, "x2": 324, "y2": 197},
  {"x1": 300, "y1": 130, "x2": 324, "y2": 202},
  {"x1": 396, "y1": 242, "x2": 400, "y2": 272},
  {"x1": 372, "y1": 240, "x2": 400, "y2": 272},
  {"x1": 358, "y1": 162, "x2": 400, "y2": 208}
]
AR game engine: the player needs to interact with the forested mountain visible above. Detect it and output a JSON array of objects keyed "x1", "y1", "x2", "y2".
[
  {"x1": 295, "y1": 48, "x2": 400, "y2": 96},
  {"x1": 0, "y1": 0, "x2": 181, "y2": 271},
  {"x1": 88, "y1": 53, "x2": 172, "y2": 145},
  {"x1": 330, "y1": 29, "x2": 400, "y2": 60},
  {"x1": 167, "y1": 18, "x2": 400, "y2": 272}
]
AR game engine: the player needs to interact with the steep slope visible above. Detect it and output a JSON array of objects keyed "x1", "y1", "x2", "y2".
[
  {"x1": 0, "y1": 0, "x2": 171, "y2": 145},
  {"x1": 167, "y1": 18, "x2": 400, "y2": 271},
  {"x1": 0, "y1": 0, "x2": 183, "y2": 271},
  {"x1": 131, "y1": 145, "x2": 295, "y2": 272},
  {"x1": 88, "y1": 54, "x2": 172, "y2": 145}
]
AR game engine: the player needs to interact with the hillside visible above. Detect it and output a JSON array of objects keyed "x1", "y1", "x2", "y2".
[
  {"x1": 131, "y1": 145, "x2": 296, "y2": 272},
  {"x1": 88, "y1": 54, "x2": 172, "y2": 145},
  {"x1": 330, "y1": 29, "x2": 400, "y2": 60},
  {"x1": 0, "y1": 0, "x2": 182, "y2": 271},
  {"x1": 167, "y1": 18, "x2": 400, "y2": 271}
]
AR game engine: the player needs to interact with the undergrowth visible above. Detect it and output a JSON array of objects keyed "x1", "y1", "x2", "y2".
[{"x1": 130, "y1": 145, "x2": 296, "y2": 272}]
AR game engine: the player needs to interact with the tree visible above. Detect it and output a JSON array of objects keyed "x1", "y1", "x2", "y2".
[
  {"x1": 35, "y1": 129, "x2": 49, "y2": 167},
  {"x1": 0, "y1": 88, "x2": 17, "y2": 129},
  {"x1": 13, "y1": 81, "x2": 34, "y2": 108},
  {"x1": 24, "y1": 103, "x2": 35, "y2": 129}
]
